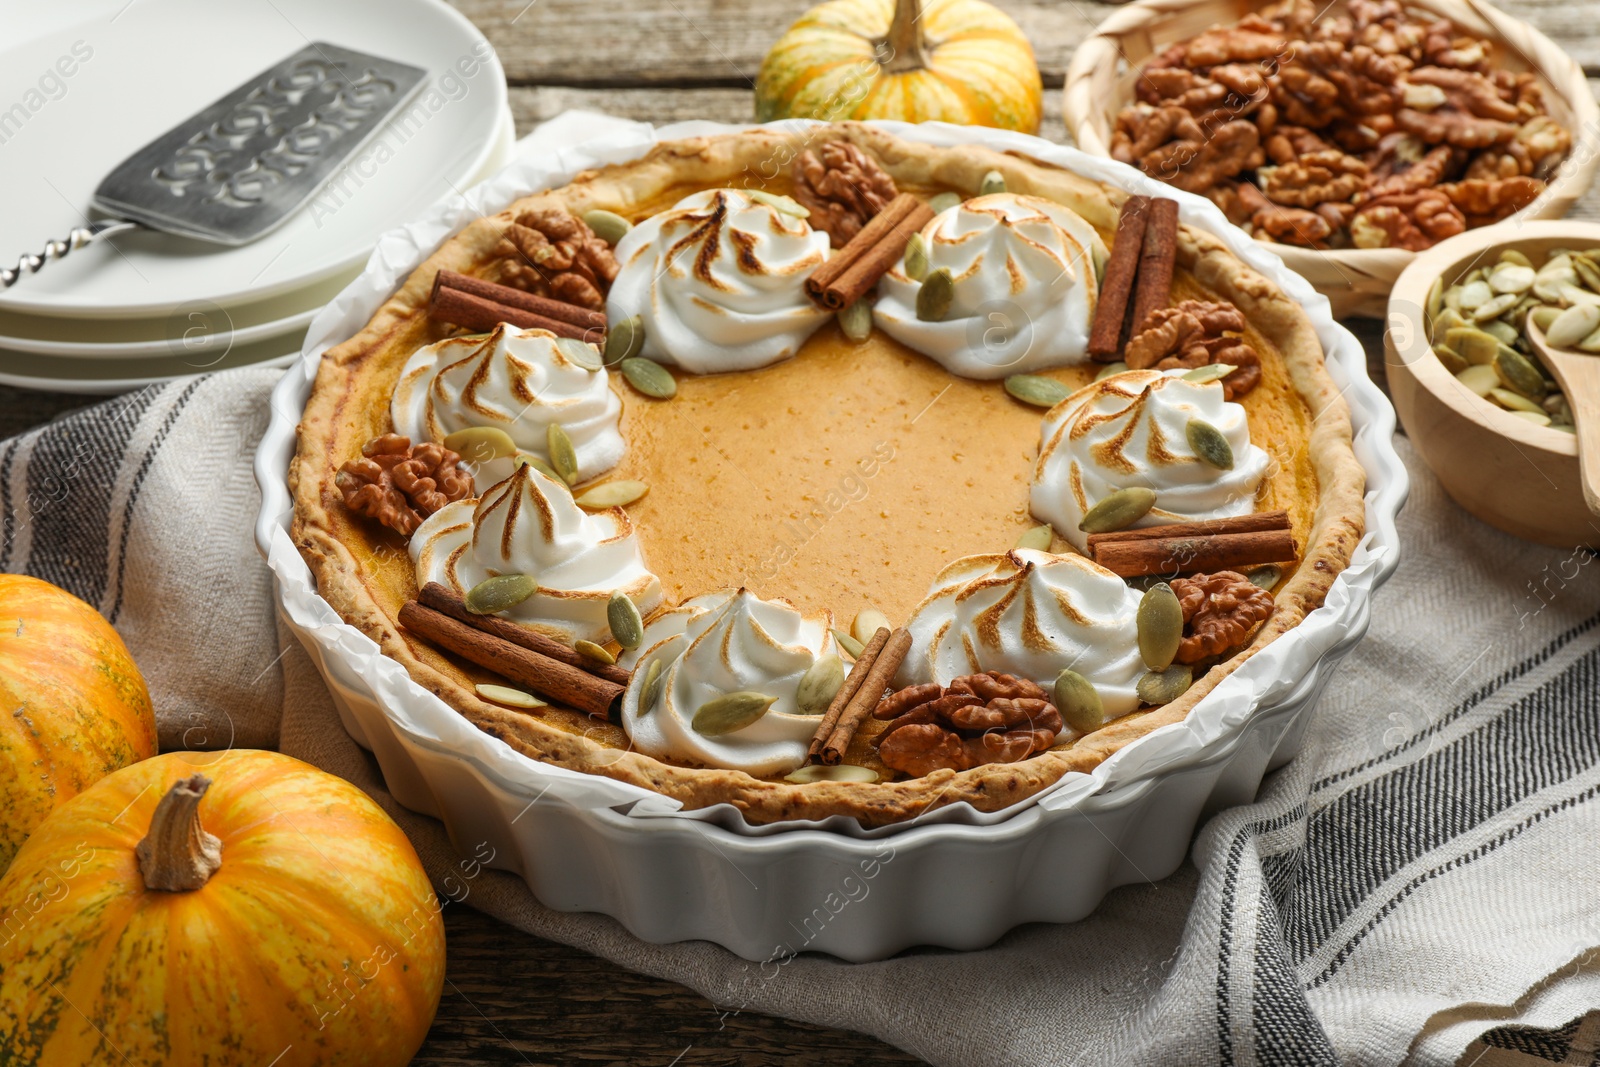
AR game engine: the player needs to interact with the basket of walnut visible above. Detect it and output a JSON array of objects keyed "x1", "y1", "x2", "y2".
[{"x1": 1064, "y1": 0, "x2": 1600, "y2": 317}]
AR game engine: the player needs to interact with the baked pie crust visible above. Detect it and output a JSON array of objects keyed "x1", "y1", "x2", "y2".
[{"x1": 290, "y1": 123, "x2": 1365, "y2": 827}]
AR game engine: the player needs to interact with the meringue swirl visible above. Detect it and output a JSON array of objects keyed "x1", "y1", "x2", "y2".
[
  {"x1": 619, "y1": 589, "x2": 838, "y2": 776},
  {"x1": 898, "y1": 549, "x2": 1146, "y2": 719},
  {"x1": 873, "y1": 193, "x2": 1106, "y2": 379},
  {"x1": 605, "y1": 189, "x2": 832, "y2": 374},
  {"x1": 410, "y1": 464, "x2": 662, "y2": 644},
  {"x1": 1030, "y1": 369, "x2": 1271, "y2": 552},
  {"x1": 392, "y1": 323, "x2": 623, "y2": 491}
]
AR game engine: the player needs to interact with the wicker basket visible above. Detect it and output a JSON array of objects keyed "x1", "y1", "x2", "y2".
[{"x1": 1063, "y1": 0, "x2": 1600, "y2": 318}]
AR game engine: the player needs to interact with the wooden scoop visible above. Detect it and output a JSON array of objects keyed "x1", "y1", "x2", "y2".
[{"x1": 1525, "y1": 319, "x2": 1600, "y2": 516}]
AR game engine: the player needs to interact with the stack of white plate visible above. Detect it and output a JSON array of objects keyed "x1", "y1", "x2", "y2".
[{"x1": 0, "y1": 0, "x2": 512, "y2": 392}]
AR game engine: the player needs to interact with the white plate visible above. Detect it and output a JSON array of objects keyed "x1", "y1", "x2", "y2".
[
  {"x1": 0, "y1": 0, "x2": 507, "y2": 319},
  {"x1": 255, "y1": 118, "x2": 1410, "y2": 960}
]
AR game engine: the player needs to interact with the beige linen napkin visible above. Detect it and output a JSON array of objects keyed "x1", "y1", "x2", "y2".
[{"x1": 6, "y1": 368, "x2": 1599, "y2": 1067}]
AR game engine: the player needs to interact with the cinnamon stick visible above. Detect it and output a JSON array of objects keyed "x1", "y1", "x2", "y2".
[
  {"x1": 1086, "y1": 510, "x2": 1290, "y2": 549},
  {"x1": 430, "y1": 271, "x2": 606, "y2": 343},
  {"x1": 418, "y1": 582, "x2": 632, "y2": 686},
  {"x1": 822, "y1": 627, "x2": 912, "y2": 765},
  {"x1": 807, "y1": 627, "x2": 891, "y2": 762},
  {"x1": 1088, "y1": 195, "x2": 1149, "y2": 361},
  {"x1": 1091, "y1": 529, "x2": 1297, "y2": 578},
  {"x1": 1130, "y1": 198, "x2": 1179, "y2": 335},
  {"x1": 805, "y1": 193, "x2": 936, "y2": 311},
  {"x1": 399, "y1": 601, "x2": 624, "y2": 718}
]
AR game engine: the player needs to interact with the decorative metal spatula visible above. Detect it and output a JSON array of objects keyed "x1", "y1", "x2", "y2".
[{"x1": 3, "y1": 42, "x2": 426, "y2": 288}]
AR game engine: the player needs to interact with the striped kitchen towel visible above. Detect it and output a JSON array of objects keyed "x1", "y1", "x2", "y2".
[{"x1": 4, "y1": 368, "x2": 1598, "y2": 1066}]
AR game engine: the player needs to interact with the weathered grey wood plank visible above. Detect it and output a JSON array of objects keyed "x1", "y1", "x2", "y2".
[{"x1": 453, "y1": 0, "x2": 1600, "y2": 90}]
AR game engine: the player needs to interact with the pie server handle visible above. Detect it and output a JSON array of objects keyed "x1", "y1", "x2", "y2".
[{"x1": 2, "y1": 219, "x2": 144, "y2": 289}]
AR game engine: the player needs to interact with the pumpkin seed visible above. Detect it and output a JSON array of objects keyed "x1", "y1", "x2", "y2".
[
  {"x1": 1455, "y1": 364, "x2": 1500, "y2": 396},
  {"x1": 1004, "y1": 374, "x2": 1072, "y2": 408},
  {"x1": 1443, "y1": 283, "x2": 1464, "y2": 313},
  {"x1": 1445, "y1": 327, "x2": 1500, "y2": 365},
  {"x1": 465, "y1": 573, "x2": 538, "y2": 615},
  {"x1": 443, "y1": 426, "x2": 517, "y2": 464},
  {"x1": 1553, "y1": 422, "x2": 1577, "y2": 433},
  {"x1": 1489, "y1": 387, "x2": 1546, "y2": 414},
  {"x1": 1480, "y1": 318, "x2": 1519, "y2": 347},
  {"x1": 555, "y1": 335, "x2": 604, "y2": 371},
  {"x1": 1510, "y1": 409, "x2": 1553, "y2": 426},
  {"x1": 1182, "y1": 362, "x2": 1236, "y2": 385},
  {"x1": 1079, "y1": 486, "x2": 1157, "y2": 534},
  {"x1": 1095, "y1": 361, "x2": 1131, "y2": 381},
  {"x1": 575, "y1": 480, "x2": 649, "y2": 508},
  {"x1": 1493, "y1": 347, "x2": 1548, "y2": 400},
  {"x1": 1137, "y1": 665, "x2": 1193, "y2": 705},
  {"x1": 1579, "y1": 325, "x2": 1600, "y2": 353},
  {"x1": 903, "y1": 233, "x2": 929, "y2": 281},
  {"x1": 607, "y1": 593, "x2": 644, "y2": 650},
  {"x1": 852, "y1": 608, "x2": 891, "y2": 645},
  {"x1": 547, "y1": 423, "x2": 579, "y2": 483},
  {"x1": 1472, "y1": 292, "x2": 1521, "y2": 321},
  {"x1": 795, "y1": 654, "x2": 846, "y2": 714},
  {"x1": 1430, "y1": 307, "x2": 1466, "y2": 344},
  {"x1": 1186, "y1": 418, "x2": 1234, "y2": 470},
  {"x1": 603, "y1": 314, "x2": 645, "y2": 365},
  {"x1": 1053, "y1": 668, "x2": 1106, "y2": 733},
  {"x1": 979, "y1": 169, "x2": 1007, "y2": 196},
  {"x1": 1559, "y1": 283, "x2": 1600, "y2": 307},
  {"x1": 1498, "y1": 248, "x2": 1533, "y2": 268},
  {"x1": 1137, "y1": 582, "x2": 1183, "y2": 671},
  {"x1": 1489, "y1": 264, "x2": 1535, "y2": 294},
  {"x1": 1575, "y1": 256, "x2": 1600, "y2": 292},
  {"x1": 574, "y1": 639, "x2": 616, "y2": 665},
  {"x1": 692, "y1": 691, "x2": 777, "y2": 735},
  {"x1": 475, "y1": 683, "x2": 547, "y2": 709},
  {"x1": 927, "y1": 192, "x2": 962, "y2": 214},
  {"x1": 784, "y1": 764, "x2": 879, "y2": 784},
  {"x1": 748, "y1": 189, "x2": 809, "y2": 218},
  {"x1": 620, "y1": 356, "x2": 677, "y2": 399},
  {"x1": 1546, "y1": 304, "x2": 1600, "y2": 348},
  {"x1": 636, "y1": 658, "x2": 665, "y2": 716},
  {"x1": 1457, "y1": 279, "x2": 1492, "y2": 310},
  {"x1": 581, "y1": 209, "x2": 632, "y2": 246},
  {"x1": 1432, "y1": 344, "x2": 1468, "y2": 375},
  {"x1": 916, "y1": 267, "x2": 955, "y2": 322},
  {"x1": 1014, "y1": 524, "x2": 1054, "y2": 551},
  {"x1": 838, "y1": 300, "x2": 873, "y2": 343},
  {"x1": 1247, "y1": 564, "x2": 1281, "y2": 590},
  {"x1": 830, "y1": 628, "x2": 865, "y2": 659},
  {"x1": 517, "y1": 453, "x2": 565, "y2": 482},
  {"x1": 1426, "y1": 276, "x2": 1444, "y2": 321}
]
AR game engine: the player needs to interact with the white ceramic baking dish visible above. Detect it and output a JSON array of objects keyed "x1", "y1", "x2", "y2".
[{"x1": 254, "y1": 119, "x2": 1407, "y2": 962}]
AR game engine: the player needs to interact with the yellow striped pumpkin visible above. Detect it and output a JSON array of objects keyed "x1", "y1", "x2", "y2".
[
  {"x1": 0, "y1": 751, "x2": 446, "y2": 1066},
  {"x1": 0, "y1": 573, "x2": 155, "y2": 874},
  {"x1": 755, "y1": 0, "x2": 1043, "y2": 134}
]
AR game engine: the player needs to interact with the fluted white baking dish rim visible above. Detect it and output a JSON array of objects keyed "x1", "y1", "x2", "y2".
[{"x1": 255, "y1": 118, "x2": 1407, "y2": 843}]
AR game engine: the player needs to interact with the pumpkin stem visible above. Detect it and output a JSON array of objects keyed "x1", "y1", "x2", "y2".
[
  {"x1": 881, "y1": 0, "x2": 927, "y2": 74},
  {"x1": 136, "y1": 774, "x2": 222, "y2": 892}
]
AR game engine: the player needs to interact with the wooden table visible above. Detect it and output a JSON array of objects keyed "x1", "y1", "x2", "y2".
[{"x1": 5, "y1": 2, "x2": 1597, "y2": 1062}]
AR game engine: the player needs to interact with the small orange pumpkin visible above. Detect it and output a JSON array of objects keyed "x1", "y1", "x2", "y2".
[
  {"x1": 0, "y1": 573, "x2": 155, "y2": 872},
  {"x1": 0, "y1": 750, "x2": 446, "y2": 1066},
  {"x1": 755, "y1": 0, "x2": 1043, "y2": 134}
]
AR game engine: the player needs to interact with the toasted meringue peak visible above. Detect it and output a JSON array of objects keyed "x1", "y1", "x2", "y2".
[
  {"x1": 872, "y1": 193, "x2": 1106, "y2": 379},
  {"x1": 410, "y1": 464, "x2": 661, "y2": 644},
  {"x1": 392, "y1": 322, "x2": 623, "y2": 492},
  {"x1": 619, "y1": 588, "x2": 838, "y2": 776},
  {"x1": 606, "y1": 189, "x2": 832, "y2": 374},
  {"x1": 1031, "y1": 369, "x2": 1270, "y2": 551},
  {"x1": 898, "y1": 550, "x2": 1145, "y2": 719}
]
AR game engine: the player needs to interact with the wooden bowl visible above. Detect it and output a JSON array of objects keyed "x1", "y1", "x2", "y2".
[
  {"x1": 1063, "y1": 0, "x2": 1600, "y2": 319},
  {"x1": 1386, "y1": 220, "x2": 1600, "y2": 548}
]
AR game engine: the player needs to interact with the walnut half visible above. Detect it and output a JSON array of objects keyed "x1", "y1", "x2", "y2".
[
  {"x1": 1171, "y1": 571, "x2": 1275, "y2": 663},
  {"x1": 336, "y1": 434, "x2": 473, "y2": 537},
  {"x1": 873, "y1": 671, "x2": 1067, "y2": 778},
  {"x1": 791, "y1": 141, "x2": 899, "y2": 248}
]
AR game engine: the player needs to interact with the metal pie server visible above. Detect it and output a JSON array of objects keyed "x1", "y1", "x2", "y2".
[{"x1": 3, "y1": 42, "x2": 427, "y2": 288}]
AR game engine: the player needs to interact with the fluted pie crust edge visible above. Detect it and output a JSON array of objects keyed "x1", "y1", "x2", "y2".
[{"x1": 290, "y1": 123, "x2": 1366, "y2": 827}]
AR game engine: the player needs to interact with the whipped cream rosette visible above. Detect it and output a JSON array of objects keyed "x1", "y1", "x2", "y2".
[
  {"x1": 1031, "y1": 369, "x2": 1270, "y2": 552},
  {"x1": 897, "y1": 549, "x2": 1147, "y2": 719},
  {"x1": 410, "y1": 464, "x2": 661, "y2": 644},
  {"x1": 605, "y1": 189, "x2": 831, "y2": 374},
  {"x1": 392, "y1": 322, "x2": 623, "y2": 491},
  {"x1": 873, "y1": 193, "x2": 1107, "y2": 379},
  {"x1": 618, "y1": 589, "x2": 839, "y2": 776}
]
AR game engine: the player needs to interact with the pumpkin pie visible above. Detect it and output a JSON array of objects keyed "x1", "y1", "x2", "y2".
[{"x1": 290, "y1": 123, "x2": 1364, "y2": 827}]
